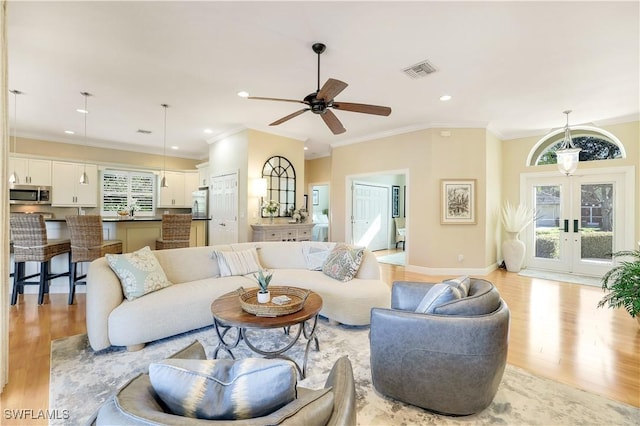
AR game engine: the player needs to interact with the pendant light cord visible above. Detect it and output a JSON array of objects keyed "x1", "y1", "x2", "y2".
[{"x1": 162, "y1": 104, "x2": 168, "y2": 179}]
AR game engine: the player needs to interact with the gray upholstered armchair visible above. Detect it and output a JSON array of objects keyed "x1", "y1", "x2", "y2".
[{"x1": 369, "y1": 279, "x2": 510, "y2": 416}]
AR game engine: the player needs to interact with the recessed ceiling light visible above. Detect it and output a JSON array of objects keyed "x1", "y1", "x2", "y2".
[
  {"x1": 76, "y1": 108, "x2": 89, "y2": 114},
  {"x1": 237, "y1": 91, "x2": 249, "y2": 98},
  {"x1": 204, "y1": 128, "x2": 213, "y2": 134},
  {"x1": 64, "y1": 130, "x2": 75, "y2": 134},
  {"x1": 171, "y1": 146, "x2": 179, "y2": 150},
  {"x1": 439, "y1": 95, "x2": 452, "y2": 101},
  {"x1": 304, "y1": 146, "x2": 308, "y2": 150}
]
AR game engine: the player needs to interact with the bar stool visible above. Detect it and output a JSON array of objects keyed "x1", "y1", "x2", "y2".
[
  {"x1": 10, "y1": 214, "x2": 71, "y2": 305},
  {"x1": 156, "y1": 214, "x2": 192, "y2": 250},
  {"x1": 66, "y1": 215, "x2": 123, "y2": 305}
]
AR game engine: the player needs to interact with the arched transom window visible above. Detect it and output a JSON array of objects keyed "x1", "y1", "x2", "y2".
[
  {"x1": 262, "y1": 155, "x2": 296, "y2": 217},
  {"x1": 528, "y1": 126, "x2": 625, "y2": 167}
]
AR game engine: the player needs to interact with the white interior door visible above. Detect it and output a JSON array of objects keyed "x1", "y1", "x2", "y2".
[
  {"x1": 210, "y1": 172, "x2": 238, "y2": 245},
  {"x1": 524, "y1": 168, "x2": 632, "y2": 277},
  {"x1": 352, "y1": 183, "x2": 389, "y2": 251}
]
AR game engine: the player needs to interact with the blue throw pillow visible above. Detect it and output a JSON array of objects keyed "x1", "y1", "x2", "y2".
[
  {"x1": 415, "y1": 283, "x2": 463, "y2": 313},
  {"x1": 149, "y1": 358, "x2": 297, "y2": 420}
]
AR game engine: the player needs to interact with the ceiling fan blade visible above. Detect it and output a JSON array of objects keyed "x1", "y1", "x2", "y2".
[
  {"x1": 269, "y1": 108, "x2": 310, "y2": 126},
  {"x1": 248, "y1": 96, "x2": 306, "y2": 104},
  {"x1": 332, "y1": 102, "x2": 392, "y2": 116},
  {"x1": 321, "y1": 109, "x2": 346, "y2": 135},
  {"x1": 317, "y1": 78, "x2": 348, "y2": 101}
]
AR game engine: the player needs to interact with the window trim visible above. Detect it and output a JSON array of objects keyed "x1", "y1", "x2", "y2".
[
  {"x1": 100, "y1": 169, "x2": 156, "y2": 217},
  {"x1": 526, "y1": 125, "x2": 626, "y2": 167}
]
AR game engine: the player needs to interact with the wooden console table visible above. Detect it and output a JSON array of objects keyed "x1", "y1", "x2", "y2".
[{"x1": 251, "y1": 223, "x2": 315, "y2": 242}]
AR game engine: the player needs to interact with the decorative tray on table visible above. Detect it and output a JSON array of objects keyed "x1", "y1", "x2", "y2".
[{"x1": 237, "y1": 286, "x2": 311, "y2": 317}]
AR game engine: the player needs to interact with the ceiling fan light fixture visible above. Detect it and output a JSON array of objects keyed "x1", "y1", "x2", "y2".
[{"x1": 556, "y1": 110, "x2": 581, "y2": 176}]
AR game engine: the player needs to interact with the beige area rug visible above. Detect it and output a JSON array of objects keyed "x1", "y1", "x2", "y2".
[
  {"x1": 376, "y1": 251, "x2": 406, "y2": 265},
  {"x1": 50, "y1": 319, "x2": 639, "y2": 426},
  {"x1": 518, "y1": 269, "x2": 602, "y2": 287}
]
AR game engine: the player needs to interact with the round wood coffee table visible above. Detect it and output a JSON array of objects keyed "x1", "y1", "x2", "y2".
[{"x1": 210, "y1": 287, "x2": 323, "y2": 378}]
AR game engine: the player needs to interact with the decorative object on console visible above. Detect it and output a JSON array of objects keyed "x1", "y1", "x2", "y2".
[
  {"x1": 556, "y1": 110, "x2": 581, "y2": 176},
  {"x1": 501, "y1": 201, "x2": 537, "y2": 272},
  {"x1": 253, "y1": 269, "x2": 273, "y2": 303},
  {"x1": 441, "y1": 179, "x2": 476, "y2": 224},
  {"x1": 263, "y1": 199, "x2": 280, "y2": 223},
  {"x1": 597, "y1": 250, "x2": 640, "y2": 327}
]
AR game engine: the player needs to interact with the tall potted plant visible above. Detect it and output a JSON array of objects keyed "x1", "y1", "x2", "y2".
[
  {"x1": 597, "y1": 250, "x2": 640, "y2": 326},
  {"x1": 501, "y1": 201, "x2": 536, "y2": 272}
]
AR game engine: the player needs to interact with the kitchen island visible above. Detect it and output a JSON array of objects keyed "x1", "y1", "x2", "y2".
[{"x1": 46, "y1": 216, "x2": 209, "y2": 253}]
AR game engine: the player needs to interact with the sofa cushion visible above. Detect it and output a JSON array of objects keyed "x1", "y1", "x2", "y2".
[
  {"x1": 415, "y1": 283, "x2": 462, "y2": 314},
  {"x1": 302, "y1": 242, "x2": 336, "y2": 271},
  {"x1": 444, "y1": 275, "x2": 471, "y2": 298},
  {"x1": 106, "y1": 246, "x2": 172, "y2": 301},
  {"x1": 149, "y1": 358, "x2": 297, "y2": 420},
  {"x1": 322, "y1": 244, "x2": 365, "y2": 282},
  {"x1": 212, "y1": 248, "x2": 263, "y2": 277}
]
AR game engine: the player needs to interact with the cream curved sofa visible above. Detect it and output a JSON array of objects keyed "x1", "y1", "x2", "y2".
[{"x1": 86, "y1": 242, "x2": 390, "y2": 351}]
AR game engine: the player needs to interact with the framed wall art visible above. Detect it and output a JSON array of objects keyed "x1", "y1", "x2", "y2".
[
  {"x1": 392, "y1": 185, "x2": 400, "y2": 218},
  {"x1": 441, "y1": 179, "x2": 476, "y2": 224}
]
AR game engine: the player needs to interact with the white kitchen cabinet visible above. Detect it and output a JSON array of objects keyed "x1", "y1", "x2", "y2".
[
  {"x1": 158, "y1": 171, "x2": 200, "y2": 208},
  {"x1": 51, "y1": 161, "x2": 98, "y2": 207},
  {"x1": 9, "y1": 157, "x2": 52, "y2": 186},
  {"x1": 197, "y1": 163, "x2": 209, "y2": 188}
]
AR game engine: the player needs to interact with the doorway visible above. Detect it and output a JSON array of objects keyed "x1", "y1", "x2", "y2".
[
  {"x1": 210, "y1": 172, "x2": 238, "y2": 245},
  {"x1": 522, "y1": 167, "x2": 634, "y2": 277},
  {"x1": 310, "y1": 184, "x2": 329, "y2": 242}
]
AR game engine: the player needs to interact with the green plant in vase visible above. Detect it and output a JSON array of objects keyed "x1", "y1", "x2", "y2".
[
  {"x1": 597, "y1": 250, "x2": 640, "y2": 326},
  {"x1": 253, "y1": 269, "x2": 273, "y2": 303}
]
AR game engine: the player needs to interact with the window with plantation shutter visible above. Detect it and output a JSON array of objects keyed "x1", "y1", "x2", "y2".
[{"x1": 101, "y1": 170, "x2": 155, "y2": 216}]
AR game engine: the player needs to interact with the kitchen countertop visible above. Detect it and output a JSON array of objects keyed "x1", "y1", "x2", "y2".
[{"x1": 45, "y1": 216, "x2": 210, "y2": 222}]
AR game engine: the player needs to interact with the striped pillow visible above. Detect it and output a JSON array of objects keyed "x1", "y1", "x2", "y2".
[
  {"x1": 149, "y1": 358, "x2": 297, "y2": 420},
  {"x1": 212, "y1": 248, "x2": 263, "y2": 277}
]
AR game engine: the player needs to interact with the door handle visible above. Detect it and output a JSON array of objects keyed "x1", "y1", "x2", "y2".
[
  {"x1": 574, "y1": 219, "x2": 579, "y2": 233},
  {"x1": 563, "y1": 219, "x2": 569, "y2": 233}
]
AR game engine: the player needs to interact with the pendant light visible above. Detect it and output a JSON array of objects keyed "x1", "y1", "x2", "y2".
[
  {"x1": 79, "y1": 91, "x2": 92, "y2": 185},
  {"x1": 556, "y1": 110, "x2": 581, "y2": 176},
  {"x1": 8, "y1": 89, "x2": 23, "y2": 185},
  {"x1": 160, "y1": 103, "x2": 169, "y2": 188}
]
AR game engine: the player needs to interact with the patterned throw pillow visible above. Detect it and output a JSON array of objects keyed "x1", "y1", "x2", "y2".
[
  {"x1": 415, "y1": 283, "x2": 463, "y2": 314},
  {"x1": 149, "y1": 358, "x2": 297, "y2": 420},
  {"x1": 106, "y1": 246, "x2": 172, "y2": 301},
  {"x1": 322, "y1": 243, "x2": 365, "y2": 282},
  {"x1": 445, "y1": 275, "x2": 471, "y2": 297},
  {"x1": 212, "y1": 248, "x2": 263, "y2": 277}
]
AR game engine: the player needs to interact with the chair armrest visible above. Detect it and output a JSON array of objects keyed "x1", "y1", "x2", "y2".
[
  {"x1": 391, "y1": 281, "x2": 436, "y2": 310},
  {"x1": 324, "y1": 356, "x2": 356, "y2": 426}
]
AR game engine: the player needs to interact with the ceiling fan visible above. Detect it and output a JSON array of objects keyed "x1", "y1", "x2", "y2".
[{"x1": 249, "y1": 43, "x2": 392, "y2": 135}]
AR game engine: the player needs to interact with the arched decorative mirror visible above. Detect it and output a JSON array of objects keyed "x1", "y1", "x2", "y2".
[{"x1": 262, "y1": 155, "x2": 296, "y2": 217}]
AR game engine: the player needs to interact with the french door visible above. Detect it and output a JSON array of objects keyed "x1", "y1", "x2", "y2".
[{"x1": 523, "y1": 168, "x2": 633, "y2": 277}]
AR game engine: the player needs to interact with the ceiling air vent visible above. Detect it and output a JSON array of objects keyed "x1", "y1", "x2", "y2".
[
  {"x1": 136, "y1": 129, "x2": 152, "y2": 134},
  {"x1": 402, "y1": 60, "x2": 437, "y2": 79}
]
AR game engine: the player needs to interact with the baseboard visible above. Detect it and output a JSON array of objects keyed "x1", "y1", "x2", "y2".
[{"x1": 405, "y1": 263, "x2": 497, "y2": 277}]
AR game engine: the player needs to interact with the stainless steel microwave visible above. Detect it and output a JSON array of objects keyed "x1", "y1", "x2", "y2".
[{"x1": 9, "y1": 185, "x2": 52, "y2": 205}]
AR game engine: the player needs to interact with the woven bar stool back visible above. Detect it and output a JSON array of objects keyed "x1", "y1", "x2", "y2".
[
  {"x1": 156, "y1": 214, "x2": 192, "y2": 250},
  {"x1": 10, "y1": 214, "x2": 71, "y2": 305},
  {"x1": 66, "y1": 215, "x2": 123, "y2": 304}
]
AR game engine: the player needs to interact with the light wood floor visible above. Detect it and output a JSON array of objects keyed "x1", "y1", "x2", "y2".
[{"x1": 1, "y1": 252, "x2": 638, "y2": 425}]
